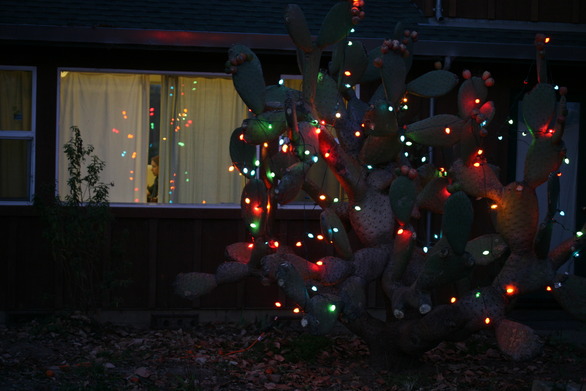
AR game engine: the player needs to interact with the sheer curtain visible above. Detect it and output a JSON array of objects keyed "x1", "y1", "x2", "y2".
[
  {"x1": 59, "y1": 72, "x2": 149, "y2": 202},
  {"x1": 159, "y1": 76, "x2": 247, "y2": 204}
]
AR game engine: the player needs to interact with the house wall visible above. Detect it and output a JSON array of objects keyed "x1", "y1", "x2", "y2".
[
  {"x1": 412, "y1": 0, "x2": 586, "y2": 23},
  {"x1": 1, "y1": 39, "x2": 585, "y2": 320}
]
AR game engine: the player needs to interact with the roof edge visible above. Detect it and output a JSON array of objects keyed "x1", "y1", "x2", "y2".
[{"x1": 1, "y1": 25, "x2": 584, "y2": 62}]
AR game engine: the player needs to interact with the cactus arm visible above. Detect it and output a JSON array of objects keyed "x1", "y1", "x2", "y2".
[
  {"x1": 229, "y1": 127, "x2": 258, "y2": 179},
  {"x1": 389, "y1": 175, "x2": 416, "y2": 226},
  {"x1": 548, "y1": 221, "x2": 586, "y2": 271},
  {"x1": 241, "y1": 179, "x2": 270, "y2": 238},
  {"x1": 318, "y1": 126, "x2": 367, "y2": 202},
  {"x1": 521, "y1": 83, "x2": 557, "y2": 136},
  {"x1": 316, "y1": 1, "x2": 355, "y2": 49},
  {"x1": 284, "y1": 4, "x2": 313, "y2": 53},
  {"x1": 534, "y1": 172, "x2": 560, "y2": 258},
  {"x1": 276, "y1": 261, "x2": 310, "y2": 308},
  {"x1": 320, "y1": 207, "x2": 353, "y2": 259},
  {"x1": 229, "y1": 45, "x2": 266, "y2": 115}
]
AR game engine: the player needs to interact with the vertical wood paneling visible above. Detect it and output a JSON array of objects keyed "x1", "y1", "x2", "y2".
[
  {"x1": 436, "y1": 0, "x2": 583, "y2": 22},
  {"x1": 572, "y1": 0, "x2": 580, "y2": 23},
  {"x1": 148, "y1": 219, "x2": 157, "y2": 308},
  {"x1": 531, "y1": 0, "x2": 539, "y2": 21},
  {"x1": 488, "y1": 0, "x2": 496, "y2": 19},
  {"x1": 112, "y1": 218, "x2": 150, "y2": 308},
  {"x1": 448, "y1": 0, "x2": 457, "y2": 18}
]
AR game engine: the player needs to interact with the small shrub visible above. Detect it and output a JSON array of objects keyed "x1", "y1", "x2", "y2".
[{"x1": 35, "y1": 126, "x2": 130, "y2": 311}]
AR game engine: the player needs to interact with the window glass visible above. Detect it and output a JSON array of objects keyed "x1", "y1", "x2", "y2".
[
  {"x1": 0, "y1": 139, "x2": 31, "y2": 200},
  {"x1": 0, "y1": 69, "x2": 32, "y2": 131},
  {"x1": 0, "y1": 68, "x2": 34, "y2": 203},
  {"x1": 58, "y1": 71, "x2": 248, "y2": 204}
]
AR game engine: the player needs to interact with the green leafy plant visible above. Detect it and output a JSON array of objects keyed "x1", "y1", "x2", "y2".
[{"x1": 35, "y1": 126, "x2": 129, "y2": 311}]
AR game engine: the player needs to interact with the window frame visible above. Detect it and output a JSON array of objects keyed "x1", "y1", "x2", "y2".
[
  {"x1": 53, "y1": 68, "x2": 353, "y2": 210},
  {"x1": 56, "y1": 67, "x2": 250, "y2": 208},
  {"x1": 0, "y1": 65, "x2": 36, "y2": 205}
]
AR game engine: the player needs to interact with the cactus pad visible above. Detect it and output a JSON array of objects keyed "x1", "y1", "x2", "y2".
[
  {"x1": 316, "y1": 1, "x2": 353, "y2": 49},
  {"x1": 216, "y1": 262, "x2": 251, "y2": 284},
  {"x1": 442, "y1": 191, "x2": 473, "y2": 255},
  {"x1": 174, "y1": 272, "x2": 217, "y2": 299},
  {"x1": 229, "y1": 127, "x2": 257, "y2": 179},
  {"x1": 273, "y1": 161, "x2": 311, "y2": 204},
  {"x1": 458, "y1": 76, "x2": 488, "y2": 118},
  {"x1": 276, "y1": 261, "x2": 310, "y2": 307},
  {"x1": 523, "y1": 137, "x2": 566, "y2": 189},
  {"x1": 522, "y1": 83, "x2": 556, "y2": 136},
  {"x1": 495, "y1": 182, "x2": 539, "y2": 254},
  {"x1": 284, "y1": 4, "x2": 313, "y2": 53},
  {"x1": 465, "y1": 234, "x2": 508, "y2": 266},
  {"x1": 320, "y1": 207, "x2": 353, "y2": 259},
  {"x1": 229, "y1": 45, "x2": 266, "y2": 115},
  {"x1": 406, "y1": 70, "x2": 459, "y2": 98},
  {"x1": 389, "y1": 175, "x2": 416, "y2": 225},
  {"x1": 405, "y1": 114, "x2": 466, "y2": 147},
  {"x1": 242, "y1": 111, "x2": 287, "y2": 145}
]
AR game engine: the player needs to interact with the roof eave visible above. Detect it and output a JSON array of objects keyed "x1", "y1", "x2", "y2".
[{"x1": 1, "y1": 25, "x2": 584, "y2": 62}]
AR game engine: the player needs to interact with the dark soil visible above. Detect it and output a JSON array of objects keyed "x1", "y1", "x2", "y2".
[{"x1": 1, "y1": 313, "x2": 585, "y2": 390}]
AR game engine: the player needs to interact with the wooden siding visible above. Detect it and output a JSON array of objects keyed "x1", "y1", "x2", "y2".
[
  {"x1": 412, "y1": 0, "x2": 585, "y2": 23},
  {"x1": 0, "y1": 206, "x2": 344, "y2": 312}
]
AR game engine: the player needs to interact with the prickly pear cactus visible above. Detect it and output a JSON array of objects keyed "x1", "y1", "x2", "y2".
[{"x1": 176, "y1": 1, "x2": 584, "y2": 371}]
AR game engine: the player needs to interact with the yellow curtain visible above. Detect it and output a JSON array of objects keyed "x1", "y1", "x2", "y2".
[
  {"x1": 59, "y1": 72, "x2": 150, "y2": 202},
  {"x1": 159, "y1": 76, "x2": 248, "y2": 204}
]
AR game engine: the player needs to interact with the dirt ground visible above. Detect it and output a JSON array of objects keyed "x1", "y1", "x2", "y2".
[{"x1": 1, "y1": 313, "x2": 585, "y2": 391}]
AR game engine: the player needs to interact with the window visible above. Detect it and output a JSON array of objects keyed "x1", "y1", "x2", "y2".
[
  {"x1": 0, "y1": 67, "x2": 35, "y2": 203},
  {"x1": 58, "y1": 70, "x2": 248, "y2": 204}
]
